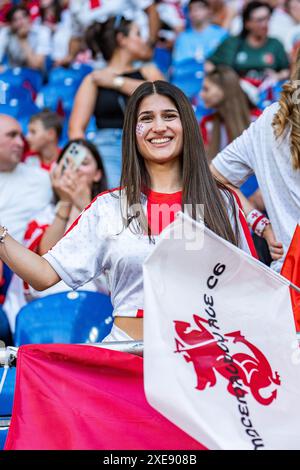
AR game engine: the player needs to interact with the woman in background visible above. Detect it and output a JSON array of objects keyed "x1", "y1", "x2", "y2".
[
  {"x1": 207, "y1": 1, "x2": 290, "y2": 82},
  {"x1": 68, "y1": 16, "x2": 164, "y2": 189},
  {"x1": 3, "y1": 139, "x2": 108, "y2": 333},
  {"x1": 200, "y1": 65, "x2": 255, "y2": 161}
]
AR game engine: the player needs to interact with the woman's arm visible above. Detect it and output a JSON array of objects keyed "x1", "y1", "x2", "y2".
[
  {"x1": 114, "y1": 64, "x2": 165, "y2": 95},
  {"x1": 0, "y1": 228, "x2": 61, "y2": 291},
  {"x1": 68, "y1": 74, "x2": 98, "y2": 139},
  {"x1": 141, "y1": 63, "x2": 165, "y2": 82},
  {"x1": 89, "y1": 64, "x2": 165, "y2": 98},
  {"x1": 38, "y1": 203, "x2": 72, "y2": 256},
  {"x1": 210, "y1": 164, "x2": 284, "y2": 260}
]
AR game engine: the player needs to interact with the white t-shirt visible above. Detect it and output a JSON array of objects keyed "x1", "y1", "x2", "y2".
[
  {"x1": 70, "y1": 0, "x2": 153, "y2": 39},
  {"x1": 0, "y1": 24, "x2": 51, "y2": 67},
  {"x1": 284, "y1": 23, "x2": 300, "y2": 54},
  {"x1": 43, "y1": 187, "x2": 254, "y2": 319},
  {"x1": 35, "y1": 10, "x2": 72, "y2": 61},
  {"x1": 268, "y1": 8, "x2": 295, "y2": 49},
  {"x1": 0, "y1": 163, "x2": 53, "y2": 242},
  {"x1": 212, "y1": 102, "x2": 300, "y2": 272}
]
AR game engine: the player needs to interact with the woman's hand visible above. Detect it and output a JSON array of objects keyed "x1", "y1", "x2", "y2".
[
  {"x1": 90, "y1": 67, "x2": 118, "y2": 88},
  {"x1": 50, "y1": 159, "x2": 74, "y2": 203},
  {"x1": 51, "y1": 159, "x2": 91, "y2": 211},
  {"x1": 263, "y1": 224, "x2": 284, "y2": 261},
  {"x1": 70, "y1": 173, "x2": 92, "y2": 212}
]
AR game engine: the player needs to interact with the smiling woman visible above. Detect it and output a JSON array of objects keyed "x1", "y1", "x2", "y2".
[{"x1": 0, "y1": 81, "x2": 257, "y2": 341}]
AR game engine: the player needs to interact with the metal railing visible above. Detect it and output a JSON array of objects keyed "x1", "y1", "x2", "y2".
[{"x1": 0, "y1": 341, "x2": 144, "y2": 367}]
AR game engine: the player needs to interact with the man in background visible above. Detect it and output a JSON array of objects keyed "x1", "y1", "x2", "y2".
[{"x1": 0, "y1": 114, "x2": 52, "y2": 312}]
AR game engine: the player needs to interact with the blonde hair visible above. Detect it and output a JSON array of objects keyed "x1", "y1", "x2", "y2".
[
  {"x1": 204, "y1": 66, "x2": 250, "y2": 161},
  {"x1": 272, "y1": 49, "x2": 300, "y2": 170}
]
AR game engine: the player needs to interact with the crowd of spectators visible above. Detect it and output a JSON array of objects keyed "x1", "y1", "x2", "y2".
[{"x1": 0, "y1": 0, "x2": 299, "y2": 345}]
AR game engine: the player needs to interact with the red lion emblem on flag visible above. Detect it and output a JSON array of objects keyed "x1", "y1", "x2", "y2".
[{"x1": 174, "y1": 315, "x2": 281, "y2": 406}]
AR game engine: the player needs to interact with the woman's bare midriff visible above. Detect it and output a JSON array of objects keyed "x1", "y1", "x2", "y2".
[{"x1": 114, "y1": 317, "x2": 143, "y2": 340}]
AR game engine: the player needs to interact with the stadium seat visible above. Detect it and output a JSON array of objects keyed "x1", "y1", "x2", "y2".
[
  {"x1": 36, "y1": 80, "x2": 78, "y2": 117},
  {"x1": 0, "y1": 83, "x2": 33, "y2": 106},
  {"x1": 0, "y1": 366, "x2": 16, "y2": 449},
  {"x1": 0, "y1": 67, "x2": 43, "y2": 96},
  {"x1": 0, "y1": 427, "x2": 8, "y2": 451},
  {"x1": 14, "y1": 291, "x2": 114, "y2": 346},
  {"x1": 48, "y1": 64, "x2": 92, "y2": 87},
  {"x1": 0, "y1": 99, "x2": 40, "y2": 133},
  {"x1": 0, "y1": 306, "x2": 12, "y2": 346},
  {"x1": 0, "y1": 367, "x2": 16, "y2": 417}
]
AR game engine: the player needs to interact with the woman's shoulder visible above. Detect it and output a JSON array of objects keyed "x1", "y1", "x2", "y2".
[
  {"x1": 221, "y1": 35, "x2": 240, "y2": 47},
  {"x1": 261, "y1": 101, "x2": 280, "y2": 123},
  {"x1": 140, "y1": 63, "x2": 165, "y2": 81},
  {"x1": 85, "y1": 187, "x2": 124, "y2": 213},
  {"x1": 266, "y1": 36, "x2": 286, "y2": 49}
]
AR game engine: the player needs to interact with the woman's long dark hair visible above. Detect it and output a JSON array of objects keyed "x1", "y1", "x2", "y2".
[
  {"x1": 58, "y1": 139, "x2": 108, "y2": 199},
  {"x1": 120, "y1": 80, "x2": 239, "y2": 246},
  {"x1": 205, "y1": 66, "x2": 251, "y2": 160},
  {"x1": 85, "y1": 16, "x2": 132, "y2": 61}
]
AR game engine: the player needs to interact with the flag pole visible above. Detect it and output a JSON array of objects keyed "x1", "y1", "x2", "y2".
[
  {"x1": 289, "y1": 281, "x2": 300, "y2": 294},
  {"x1": 0, "y1": 341, "x2": 144, "y2": 367}
]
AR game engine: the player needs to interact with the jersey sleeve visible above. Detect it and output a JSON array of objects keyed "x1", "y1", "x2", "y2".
[{"x1": 43, "y1": 197, "x2": 108, "y2": 290}]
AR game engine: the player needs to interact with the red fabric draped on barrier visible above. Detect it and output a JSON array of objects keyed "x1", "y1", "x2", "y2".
[
  {"x1": 281, "y1": 224, "x2": 300, "y2": 332},
  {"x1": 4, "y1": 344, "x2": 206, "y2": 450}
]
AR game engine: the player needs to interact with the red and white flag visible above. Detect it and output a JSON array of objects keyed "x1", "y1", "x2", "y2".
[
  {"x1": 281, "y1": 224, "x2": 300, "y2": 332},
  {"x1": 143, "y1": 212, "x2": 300, "y2": 450},
  {"x1": 4, "y1": 344, "x2": 205, "y2": 450}
]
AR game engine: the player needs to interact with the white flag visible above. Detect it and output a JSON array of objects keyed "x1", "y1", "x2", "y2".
[{"x1": 143, "y1": 212, "x2": 300, "y2": 450}]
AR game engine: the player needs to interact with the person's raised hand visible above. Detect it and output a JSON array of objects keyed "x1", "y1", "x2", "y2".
[
  {"x1": 263, "y1": 224, "x2": 284, "y2": 261},
  {"x1": 51, "y1": 157, "x2": 76, "y2": 202},
  {"x1": 90, "y1": 67, "x2": 119, "y2": 88},
  {"x1": 70, "y1": 172, "x2": 92, "y2": 212}
]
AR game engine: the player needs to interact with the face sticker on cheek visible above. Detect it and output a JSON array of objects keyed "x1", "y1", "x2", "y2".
[{"x1": 136, "y1": 122, "x2": 145, "y2": 136}]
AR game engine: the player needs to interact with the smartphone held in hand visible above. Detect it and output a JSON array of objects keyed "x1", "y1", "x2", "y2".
[{"x1": 63, "y1": 143, "x2": 86, "y2": 169}]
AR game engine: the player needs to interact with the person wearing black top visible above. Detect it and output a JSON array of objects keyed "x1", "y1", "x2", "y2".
[{"x1": 69, "y1": 16, "x2": 164, "y2": 188}]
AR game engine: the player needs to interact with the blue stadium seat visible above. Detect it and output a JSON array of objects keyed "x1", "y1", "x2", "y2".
[
  {"x1": 36, "y1": 80, "x2": 78, "y2": 117},
  {"x1": 14, "y1": 291, "x2": 114, "y2": 346},
  {"x1": 0, "y1": 367, "x2": 16, "y2": 416},
  {"x1": 0, "y1": 305, "x2": 12, "y2": 346},
  {"x1": 0, "y1": 427, "x2": 8, "y2": 450},
  {"x1": 0, "y1": 366, "x2": 16, "y2": 449},
  {"x1": 0, "y1": 99, "x2": 40, "y2": 133},
  {"x1": 0, "y1": 67, "x2": 43, "y2": 95},
  {"x1": 0, "y1": 83, "x2": 33, "y2": 106},
  {"x1": 48, "y1": 64, "x2": 92, "y2": 87}
]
